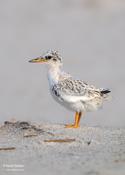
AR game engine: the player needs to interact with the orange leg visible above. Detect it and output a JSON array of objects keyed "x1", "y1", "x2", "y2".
[{"x1": 65, "y1": 112, "x2": 82, "y2": 128}]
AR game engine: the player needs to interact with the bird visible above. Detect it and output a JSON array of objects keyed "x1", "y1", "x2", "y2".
[{"x1": 29, "y1": 50, "x2": 111, "y2": 128}]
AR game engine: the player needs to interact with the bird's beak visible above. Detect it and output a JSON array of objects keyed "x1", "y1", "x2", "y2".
[{"x1": 29, "y1": 57, "x2": 47, "y2": 63}]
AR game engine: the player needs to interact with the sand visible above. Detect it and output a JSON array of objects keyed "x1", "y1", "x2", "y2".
[
  {"x1": 0, "y1": 0, "x2": 125, "y2": 127},
  {"x1": 0, "y1": 121, "x2": 125, "y2": 175}
]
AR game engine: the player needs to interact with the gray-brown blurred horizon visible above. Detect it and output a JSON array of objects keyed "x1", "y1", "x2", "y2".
[{"x1": 0, "y1": 0, "x2": 125, "y2": 126}]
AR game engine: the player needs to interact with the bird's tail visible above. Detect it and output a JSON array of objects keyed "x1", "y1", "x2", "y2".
[
  {"x1": 100, "y1": 88, "x2": 111, "y2": 100},
  {"x1": 100, "y1": 89, "x2": 111, "y2": 94}
]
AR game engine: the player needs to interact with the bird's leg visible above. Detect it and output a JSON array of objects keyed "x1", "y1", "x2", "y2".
[{"x1": 65, "y1": 112, "x2": 82, "y2": 128}]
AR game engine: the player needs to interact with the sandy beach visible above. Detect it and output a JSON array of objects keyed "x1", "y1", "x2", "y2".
[
  {"x1": 0, "y1": 121, "x2": 125, "y2": 175},
  {"x1": 0, "y1": 0, "x2": 125, "y2": 126}
]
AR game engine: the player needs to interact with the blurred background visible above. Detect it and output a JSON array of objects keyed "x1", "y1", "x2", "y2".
[{"x1": 0, "y1": 0, "x2": 125, "y2": 126}]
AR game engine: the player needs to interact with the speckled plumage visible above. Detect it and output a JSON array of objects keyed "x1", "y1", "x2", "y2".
[{"x1": 51, "y1": 75, "x2": 110, "y2": 112}]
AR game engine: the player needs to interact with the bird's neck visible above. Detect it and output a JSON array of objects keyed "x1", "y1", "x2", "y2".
[{"x1": 47, "y1": 65, "x2": 61, "y2": 86}]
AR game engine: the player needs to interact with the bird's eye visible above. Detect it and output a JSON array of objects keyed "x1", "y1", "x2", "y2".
[{"x1": 46, "y1": 56, "x2": 52, "y2": 60}]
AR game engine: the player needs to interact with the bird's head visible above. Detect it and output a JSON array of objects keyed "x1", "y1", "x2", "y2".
[{"x1": 29, "y1": 50, "x2": 63, "y2": 68}]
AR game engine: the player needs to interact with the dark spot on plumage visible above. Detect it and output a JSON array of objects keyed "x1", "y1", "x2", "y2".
[
  {"x1": 87, "y1": 141, "x2": 91, "y2": 145},
  {"x1": 101, "y1": 89, "x2": 111, "y2": 95},
  {"x1": 53, "y1": 52, "x2": 61, "y2": 61},
  {"x1": 52, "y1": 86, "x2": 60, "y2": 97},
  {"x1": 58, "y1": 57, "x2": 61, "y2": 61},
  {"x1": 55, "y1": 90, "x2": 58, "y2": 96},
  {"x1": 53, "y1": 58, "x2": 57, "y2": 61}
]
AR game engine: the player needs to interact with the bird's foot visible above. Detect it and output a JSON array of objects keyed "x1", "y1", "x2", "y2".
[{"x1": 65, "y1": 124, "x2": 79, "y2": 128}]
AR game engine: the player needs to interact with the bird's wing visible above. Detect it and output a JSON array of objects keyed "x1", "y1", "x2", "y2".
[
  {"x1": 52, "y1": 78, "x2": 100, "y2": 98},
  {"x1": 52, "y1": 78, "x2": 111, "y2": 104}
]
